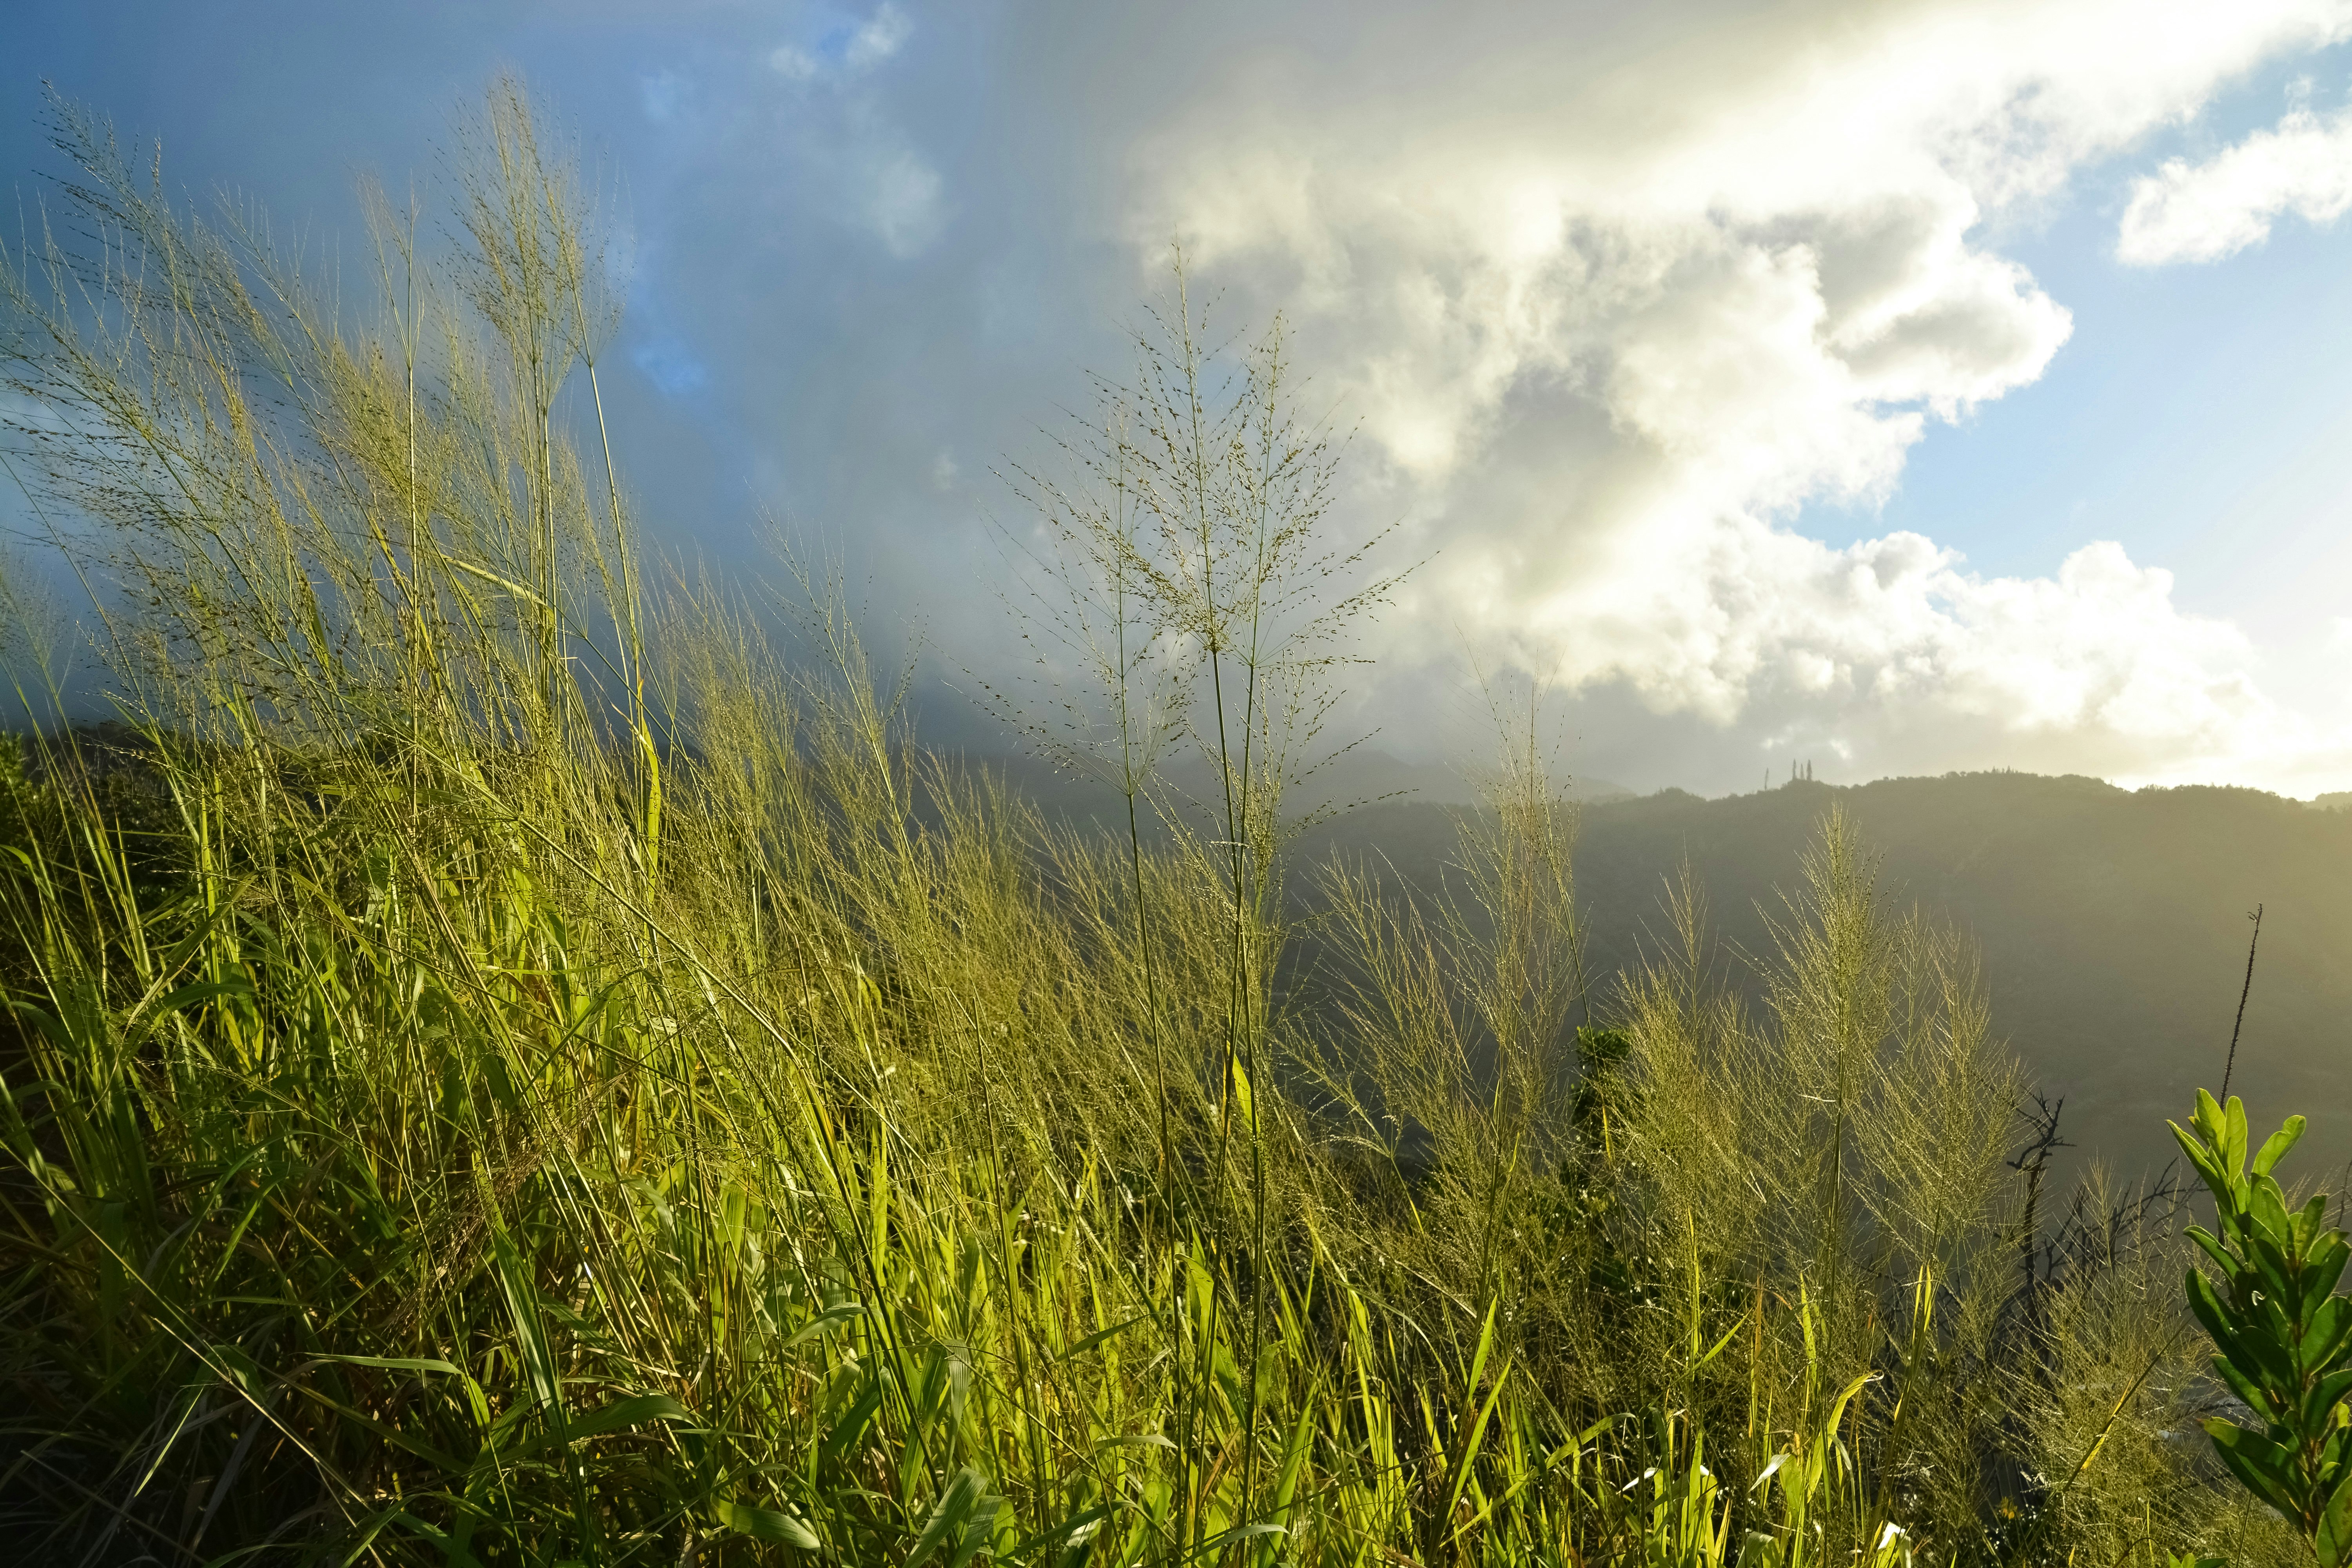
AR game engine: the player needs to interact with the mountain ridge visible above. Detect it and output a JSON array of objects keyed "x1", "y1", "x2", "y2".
[{"x1": 1296, "y1": 768, "x2": 2352, "y2": 1179}]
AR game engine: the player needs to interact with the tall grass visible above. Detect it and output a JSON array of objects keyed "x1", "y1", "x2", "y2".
[{"x1": 0, "y1": 83, "x2": 2301, "y2": 1566}]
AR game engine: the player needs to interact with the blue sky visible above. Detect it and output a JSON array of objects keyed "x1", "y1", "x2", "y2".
[
  {"x1": 9, "y1": 1, "x2": 2352, "y2": 795},
  {"x1": 1838, "y1": 45, "x2": 2352, "y2": 728}
]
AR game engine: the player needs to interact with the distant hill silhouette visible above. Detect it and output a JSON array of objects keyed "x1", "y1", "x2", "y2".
[
  {"x1": 961, "y1": 748, "x2": 1632, "y2": 831},
  {"x1": 1298, "y1": 772, "x2": 2352, "y2": 1181}
]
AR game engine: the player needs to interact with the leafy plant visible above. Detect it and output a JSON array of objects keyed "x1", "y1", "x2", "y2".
[{"x1": 2173, "y1": 1089, "x2": 2352, "y2": 1561}]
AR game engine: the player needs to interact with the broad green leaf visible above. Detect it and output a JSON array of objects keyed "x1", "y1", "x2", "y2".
[
  {"x1": 2172, "y1": 1120, "x2": 2232, "y2": 1210},
  {"x1": 286, "y1": 1383, "x2": 470, "y2": 1474},
  {"x1": 2321, "y1": 1470, "x2": 2352, "y2": 1568},
  {"x1": 1444, "y1": 1355, "x2": 1511, "y2": 1524},
  {"x1": 138, "y1": 976, "x2": 257, "y2": 1024},
  {"x1": 2185, "y1": 1270, "x2": 2260, "y2": 1380},
  {"x1": 906, "y1": 1466, "x2": 993, "y2": 1568},
  {"x1": 2305, "y1": 1367, "x2": 2352, "y2": 1437},
  {"x1": 2194, "y1": 1088, "x2": 2224, "y2": 1147},
  {"x1": 1002, "y1": 1505, "x2": 1109, "y2": 1564},
  {"x1": 782, "y1": 1301, "x2": 865, "y2": 1350},
  {"x1": 820, "y1": 1377, "x2": 885, "y2": 1472},
  {"x1": 1055, "y1": 1313, "x2": 1148, "y2": 1364},
  {"x1": 535, "y1": 1393, "x2": 693, "y2": 1446},
  {"x1": 2301, "y1": 1192, "x2": 2334, "y2": 1248},
  {"x1": 2185, "y1": 1225, "x2": 2238, "y2": 1281},
  {"x1": 2305, "y1": 1298, "x2": 2352, "y2": 1376},
  {"x1": 307, "y1": 1354, "x2": 464, "y2": 1377},
  {"x1": 2212, "y1": 1353, "x2": 2280, "y2": 1426},
  {"x1": 2249, "y1": 1180, "x2": 2295, "y2": 1250},
  {"x1": 2205, "y1": 1419, "x2": 2303, "y2": 1520},
  {"x1": 2309, "y1": 1240, "x2": 2352, "y2": 1322},
  {"x1": 713, "y1": 1495, "x2": 819, "y2": 1549},
  {"x1": 2248, "y1": 1247, "x2": 2303, "y2": 1332},
  {"x1": 2254, "y1": 1116, "x2": 2308, "y2": 1178},
  {"x1": 489, "y1": 1225, "x2": 562, "y2": 1418}
]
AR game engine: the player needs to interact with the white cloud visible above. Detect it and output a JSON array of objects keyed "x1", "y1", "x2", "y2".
[
  {"x1": 2118, "y1": 102, "x2": 2352, "y2": 264},
  {"x1": 770, "y1": 5, "x2": 912, "y2": 83},
  {"x1": 854, "y1": 136, "x2": 944, "y2": 258},
  {"x1": 1116, "y1": 0, "x2": 2352, "y2": 788},
  {"x1": 639, "y1": 69, "x2": 687, "y2": 123},
  {"x1": 1607, "y1": 529, "x2": 2291, "y2": 762},
  {"x1": 761, "y1": 6, "x2": 940, "y2": 257},
  {"x1": 846, "y1": 5, "x2": 913, "y2": 71}
]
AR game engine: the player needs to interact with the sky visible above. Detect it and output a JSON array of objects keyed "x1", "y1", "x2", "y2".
[{"x1": 9, "y1": 0, "x2": 2352, "y2": 797}]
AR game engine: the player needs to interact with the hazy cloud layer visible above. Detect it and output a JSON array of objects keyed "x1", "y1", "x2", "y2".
[
  {"x1": 1097, "y1": 0, "x2": 2352, "y2": 791},
  {"x1": 10, "y1": 0, "x2": 2352, "y2": 795}
]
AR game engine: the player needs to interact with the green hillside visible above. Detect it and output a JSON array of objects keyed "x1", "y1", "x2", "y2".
[{"x1": 1303, "y1": 771, "x2": 2352, "y2": 1178}]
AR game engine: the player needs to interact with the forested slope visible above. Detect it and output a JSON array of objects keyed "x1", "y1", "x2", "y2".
[{"x1": 1303, "y1": 771, "x2": 2352, "y2": 1176}]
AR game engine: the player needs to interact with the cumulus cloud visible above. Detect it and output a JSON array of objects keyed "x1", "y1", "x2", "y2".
[
  {"x1": 1574, "y1": 528, "x2": 2294, "y2": 769},
  {"x1": 2118, "y1": 101, "x2": 2352, "y2": 264},
  {"x1": 1114, "y1": 0, "x2": 2352, "y2": 787},
  {"x1": 551, "y1": 0, "x2": 2352, "y2": 793}
]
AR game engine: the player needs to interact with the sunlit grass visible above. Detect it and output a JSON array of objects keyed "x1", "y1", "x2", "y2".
[{"x1": 0, "y1": 80, "x2": 2301, "y2": 1566}]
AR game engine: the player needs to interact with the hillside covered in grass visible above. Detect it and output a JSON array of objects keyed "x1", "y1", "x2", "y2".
[
  {"x1": 0, "y1": 82, "x2": 2325, "y2": 1567},
  {"x1": 1294, "y1": 770, "x2": 2352, "y2": 1180}
]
